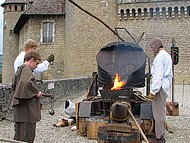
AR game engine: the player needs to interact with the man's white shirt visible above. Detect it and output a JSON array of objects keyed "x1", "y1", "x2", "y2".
[
  {"x1": 151, "y1": 50, "x2": 173, "y2": 96},
  {"x1": 14, "y1": 51, "x2": 49, "y2": 73}
]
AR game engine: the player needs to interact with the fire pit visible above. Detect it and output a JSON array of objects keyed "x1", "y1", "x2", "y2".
[{"x1": 77, "y1": 42, "x2": 153, "y2": 142}]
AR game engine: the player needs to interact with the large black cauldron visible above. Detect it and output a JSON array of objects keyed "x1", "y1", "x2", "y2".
[{"x1": 96, "y1": 42, "x2": 146, "y2": 89}]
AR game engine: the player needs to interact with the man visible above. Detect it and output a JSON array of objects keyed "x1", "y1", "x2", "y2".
[
  {"x1": 11, "y1": 51, "x2": 43, "y2": 143},
  {"x1": 14, "y1": 39, "x2": 54, "y2": 73},
  {"x1": 146, "y1": 37, "x2": 173, "y2": 143}
]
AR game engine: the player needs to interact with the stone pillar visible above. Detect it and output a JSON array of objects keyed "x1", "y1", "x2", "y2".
[
  {"x1": 184, "y1": 7, "x2": 187, "y2": 18},
  {"x1": 159, "y1": 8, "x2": 162, "y2": 19},
  {"x1": 1, "y1": 3, "x2": 22, "y2": 83},
  {"x1": 178, "y1": 6, "x2": 181, "y2": 18}
]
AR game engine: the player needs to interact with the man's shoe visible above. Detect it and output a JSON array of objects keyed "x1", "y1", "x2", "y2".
[{"x1": 148, "y1": 137, "x2": 165, "y2": 143}]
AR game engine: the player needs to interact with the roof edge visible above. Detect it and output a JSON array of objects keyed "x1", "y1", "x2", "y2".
[
  {"x1": 14, "y1": 13, "x2": 65, "y2": 34},
  {"x1": 1, "y1": 2, "x2": 27, "y2": 7}
]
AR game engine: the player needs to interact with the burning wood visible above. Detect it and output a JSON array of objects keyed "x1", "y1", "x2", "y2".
[{"x1": 111, "y1": 73, "x2": 126, "y2": 90}]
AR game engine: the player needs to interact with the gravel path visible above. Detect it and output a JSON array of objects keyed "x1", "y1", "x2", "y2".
[{"x1": 0, "y1": 85, "x2": 190, "y2": 143}]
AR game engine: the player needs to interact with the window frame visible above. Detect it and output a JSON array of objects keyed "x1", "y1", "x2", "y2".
[{"x1": 41, "y1": 20, "x2": 55, "y2": 44}]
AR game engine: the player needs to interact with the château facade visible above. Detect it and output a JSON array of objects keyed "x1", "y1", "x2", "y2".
[{"x1": 1, "y1": 0, "x2": 190, "y2": 84}]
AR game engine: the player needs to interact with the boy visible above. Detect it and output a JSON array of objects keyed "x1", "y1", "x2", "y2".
[{"x1": 12, "y1": 51, "x2": 43, "y2": 143}]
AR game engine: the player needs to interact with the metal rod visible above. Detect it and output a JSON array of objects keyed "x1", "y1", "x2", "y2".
[
  {"x1": 137, "y1": 32, "x2": 145, "y2": 44},
  {"x1": 42, "y1": 94, "x2": 54, "y2": 99},
  {"x1": 172, "y1": 64, "x2": 174, "y2": 102},
  {"x1": 146, "y1": 58, "x2": 151, "y2": 96},
  {"x1": 171, "y1": 38, "x2": 175, "y2": 102},
  {"x1": 68, "y1": 0, "x2": 125, "y2": 42},
  {"x1": 115, "y1": 27, "x2": 138, "y2": 44}
]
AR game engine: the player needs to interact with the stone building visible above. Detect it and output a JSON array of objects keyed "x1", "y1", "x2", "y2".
[{"x1": 1, "y1": 0, "x2": 190, "y2": 84}]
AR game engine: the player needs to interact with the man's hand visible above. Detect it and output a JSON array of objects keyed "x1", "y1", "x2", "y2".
[
  {"x1": 36, "y1": 91, "x2": 43, "y2": 98},
  {"x1": 46, "y1": 54, "x2": 54, "y2": 63},
  {"x1": 145, "y1": 92, "x2": 155, "y2": 101}
]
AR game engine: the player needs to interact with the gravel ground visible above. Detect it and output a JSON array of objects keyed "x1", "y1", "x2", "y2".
[{"x1": 0, "y1": 85, "x2": 190, "y2": 143}]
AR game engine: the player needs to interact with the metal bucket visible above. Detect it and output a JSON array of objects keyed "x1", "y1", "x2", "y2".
[{"x1": 98, "y1": 124, "x2": 140, "y2": 143}]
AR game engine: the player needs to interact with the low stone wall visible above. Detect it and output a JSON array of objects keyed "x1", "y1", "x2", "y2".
[
  {"x1": 0, "y1": 77, "x2": 92, "y2": 119},
  {"x1": 38, "y1": 77, "x2": 92, "y2": 97}
]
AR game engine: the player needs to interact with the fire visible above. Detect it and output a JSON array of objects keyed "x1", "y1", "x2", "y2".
[{"x1": 111, "y1": 73, "x2": 126, "y2": 90}]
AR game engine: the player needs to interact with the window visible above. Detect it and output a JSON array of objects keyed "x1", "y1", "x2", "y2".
[
  {"x1": 173, "y1": 7, "x2": 178, "y2": 18},
  {"x1": 156, "y1": 7, "x2": 160, "y2": 17},
  {"x1": 168, "y1": 7, "x2": 172, "y2": 17},
  {"x1": 138, "y1": 8, "x2": 142, "y2": 17},
  {"x1": 187, "y1": 6, "x2": 190, "y2": 16},
  {"x1": 162, "y1": 7, "x2": 166, "y2": 16},
  {"x1": 180, "y1": 6, "x2": 185, "y2": 16},
  {"x1": 21, "y1": 6, "x2": 24, "y2": 11},
  {"x1": 132, "y1": 9, "x2": 136, "y2": 18},
  {"x1": 150, "y1": 8, "x2": 154, "y2": 18},
  {"x1": 120, "y1": 9, "x2": 124, "y2": 20},
  {"x1": 41, "y1": 21, "x2": 54, "y2": 44},
  {"x1": 15, "y1": 5, "x2": 17, "y2": 11},
  {"x1": 144, "y1": 8, "x2": 148, "y2": 17}
]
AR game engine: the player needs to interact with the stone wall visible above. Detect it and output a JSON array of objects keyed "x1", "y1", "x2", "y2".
[
  {"x1": 0, "y1": 77, "x2": 92, "y2": 119},
  {"x1": 64, "y1": 0, "x2": 118, "y2": 79}
]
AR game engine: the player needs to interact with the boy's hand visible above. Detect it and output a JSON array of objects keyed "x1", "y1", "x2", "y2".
[{"x1": 36, "y1": 91, "x2": 43, "y2": 98}]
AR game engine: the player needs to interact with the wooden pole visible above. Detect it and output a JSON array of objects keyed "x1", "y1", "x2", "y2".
[
  {"x1": 127, "y1": 109, "x2": 149, "y2": 143},
  {"x1": 75, "y1": 102, "x2": 79, "y2": 130}
]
